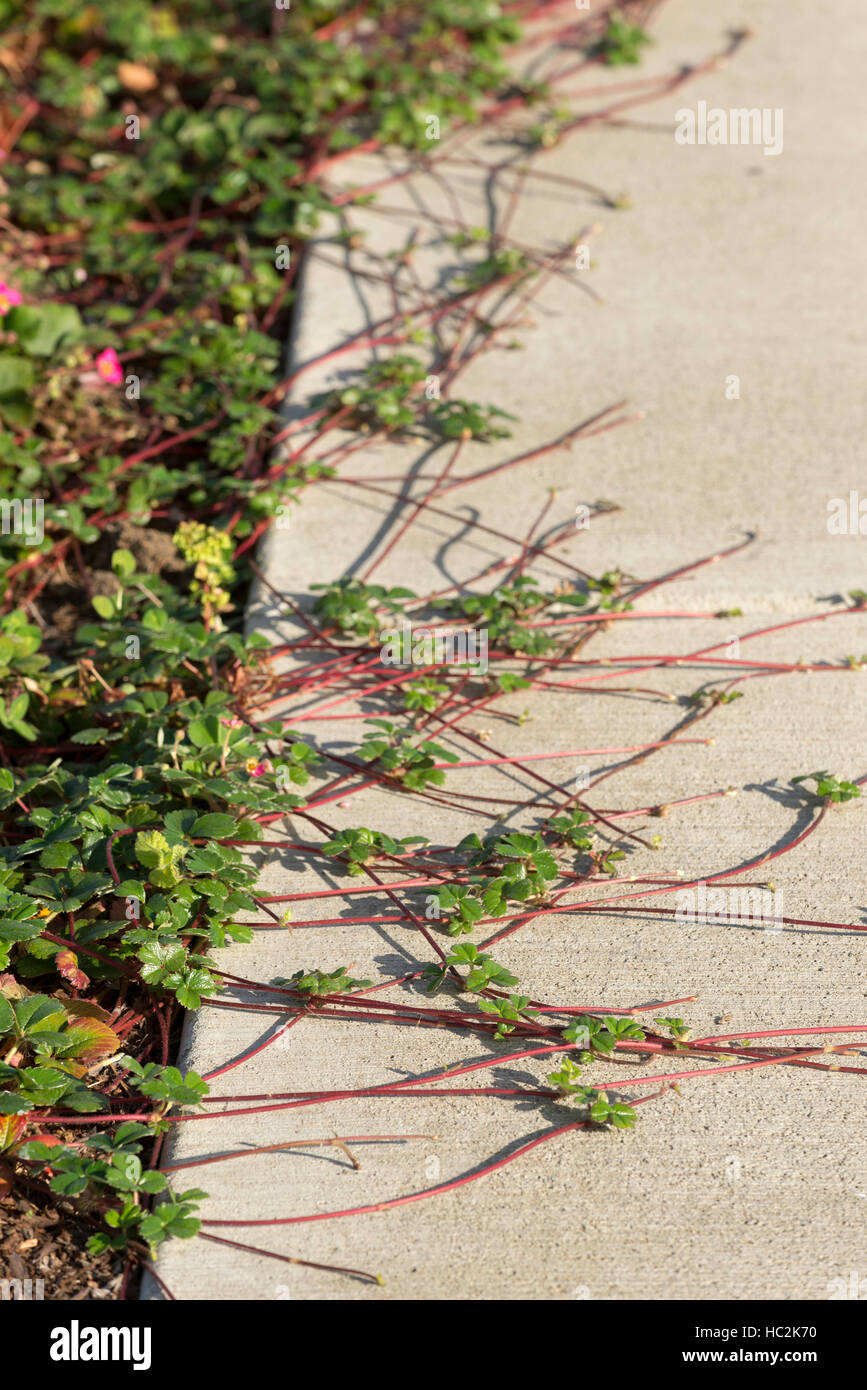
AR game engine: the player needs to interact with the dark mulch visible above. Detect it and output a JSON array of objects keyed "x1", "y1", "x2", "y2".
[
  {"x1": 37, "y1": 518, "x2": 188, "y2": 646},
  {"x1": 0, "y1": 1183, "x2": 125, "y2": 1300}
]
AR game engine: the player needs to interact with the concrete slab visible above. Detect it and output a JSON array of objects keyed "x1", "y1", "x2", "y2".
[{"x1": 148, "y1": 0, "x2": 866, "y2": 1301}]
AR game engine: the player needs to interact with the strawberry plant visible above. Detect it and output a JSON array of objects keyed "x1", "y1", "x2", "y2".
[
  {"x1": 424, "y1": 882, "x2": 486, "y2": 935},
  {"x1": 452, "y1": 829, "x2": 559, "y2": 916},
  {"x1": 357, "y1": 719, "x2": 461, "y2": 790},
  {"x1": 592, "y1": 11, "x2": 652, "y2": 65},
  {"x1": 320, "y1": 827, "x2": 428, "y2": 875},
  {"x1": 545, "y1": 808, "x2": 595, "y2": 853},
  {"x1": 477, "y1": 993, "x2": 538, "y2": 1038},
  {"x1": 562, "y1": 1014, "x2": 646, "y2": 1058},
  {"x1": 274, "y1": 967, "x2": 373, "y2": 998},
  {"x1": 791, "y1": 772, "x2": 861, "y2": 803},
  {"x1": 429, "y1": 399, "x2": 516, "y2": 441},
  {"x1": 403, "y1": 677, "x2": 449, "y2": 713},
  {"x1": 545, "y1": 1063, "x2": 636, "y2": 1127},
  {"x1": 584, "y1": 570, "x2": 633, "y2": 612},
  {"x1": 429, "y1": 942, "x2": 520, "y2": 994},
  {"x1": 654, "y1": 1017, "x2": 692, "y2": 1049},
  {"x1": 312, "y1": 581, "x2": 416, "y2": 639},
  {"x1": 312, "y1": 355, "x2": 428, "y2": 435},
  {"x1": 16, "y1": 1129, "x2": 206, "y2": 1256}
]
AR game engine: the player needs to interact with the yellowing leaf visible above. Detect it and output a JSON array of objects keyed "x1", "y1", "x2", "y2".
[
  {"x1": 56, "y1": 950, "x2": 89, "y2": 990},
  {"x1": 0, "y1": 1113, "x2": 26, "y2": 1154},
  {"x1": 117, "y1": 61, "x2": 159, "y2": 93},
  {"x1": 62, "y1": 1016, "x2": 120, "y2": 1065}
]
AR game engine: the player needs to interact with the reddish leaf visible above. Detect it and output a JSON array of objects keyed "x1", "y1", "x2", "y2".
[
  {"x1": 56, "y1": 950, "x2": 89, "y2": 990},
  {"x1": 15, "y1": 1131, "x2": 61, "y2": 1150},
  {"x1": 62, "y1": 1015, "x2": 121, "y2": 1065},
  {"x1": 0, "y1": 1114, "x2": 27, "y2": 1154}
]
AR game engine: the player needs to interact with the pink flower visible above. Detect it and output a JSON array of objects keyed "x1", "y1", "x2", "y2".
[
  {"x1": 0, "y1": 282, "x2": 22, "y2": 315},
  {"x1": 96, "y1": 348, "x2": 123, "y2": 384},
  {"x1": 221, "y1": 717, "x2": 244, "y2": 728}
]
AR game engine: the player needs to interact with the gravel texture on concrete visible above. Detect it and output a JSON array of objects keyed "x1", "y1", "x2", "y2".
[{"x1": 148, "y1": 0, "x2": 866, "y2": 1300}]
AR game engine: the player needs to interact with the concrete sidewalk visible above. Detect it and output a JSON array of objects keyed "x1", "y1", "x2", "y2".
[{"x1": 149, "y1": 0, "x2": 866, "y2": 1300}]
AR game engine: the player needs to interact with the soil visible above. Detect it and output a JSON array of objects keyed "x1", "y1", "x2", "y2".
[
  {"x1": 0, "y1": 1183, "x2": 125, "y2": 1301},
  {"x1": 90, "y1": 518, "x2": 187, "y2": 579},
  {"x1": 32, "y1": 519, "x2": 188, "y2": 648}
]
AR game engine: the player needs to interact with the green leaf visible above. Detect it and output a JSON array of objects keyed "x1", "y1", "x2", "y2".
[
  {"x1": 138, "y1": 1214, "x2": 166, "y2": 1243},
  {"x1": 166, "y1": 1216, "x2": 200, "y2": 1239},
  {"x1": 111, "y1": 548, "x2": 136, "y2": 578},
  {"x1": 188, "y1": 717, "x2": 221, "y2": 748},
  {"x1": 0, "y1": 918, "x2": 44, "y2": 942},
  {"x1": 0, "y1": 1094, "x2": 33, "y2": 1115},
  {"x1": 0, "y1": 392, "x2": 33, "y2": 427},
  {"x1": 609, "y1": 1103, "x2": 636, "y2": 1129},
  {"x1": 191, "y1": 813, "x2": 237, "y2": 839},
  {"x1": 114, "y1": 880, "x2": 145, "y2": 899},
  {"x1": 134, "y1": 830, "x2": 170, "y2": 869},
  {"x1": 0, "y1": 996, "x2": 14, "y2": 1034},
  {"x1": 38, "y1": 841, "x2": 79, "y2": 869},
  {"x1": 5, "y1": 303, "x2": 83, "y2": 357},
  {"x1": 13, "y1": 995, "x2": 67, "y2": 1035},
  {"x1": 0, "y1": 352, "x2": 35, "y2": 396},
  {"x1": 111, "y1": 1151, "x2": 142, "y2": 1185},
  {"x1": 21, "y1": 1065, "x2": 69, "y2": 1097},
  {"x1": 92, "y1": 595, "x2": 117, "y2": 620},
  {"x1": 138, "y1": 1170, "x2": 168, "y2": 1194}
]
